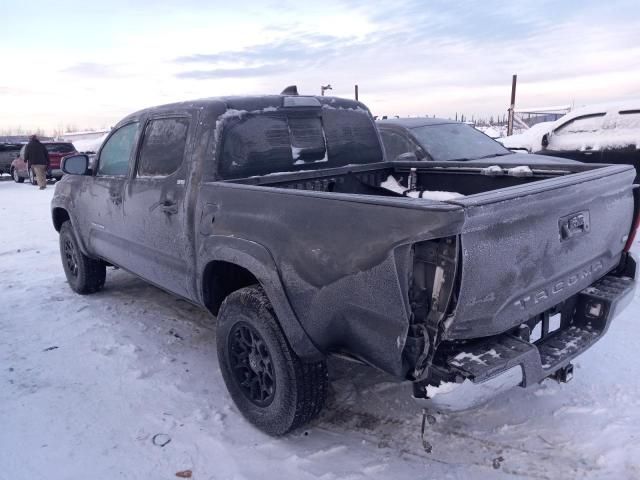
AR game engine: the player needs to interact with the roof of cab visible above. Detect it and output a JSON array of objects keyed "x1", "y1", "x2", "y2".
[{"x1": 116, "y1": 95, "x2": 370, "y2": 127}]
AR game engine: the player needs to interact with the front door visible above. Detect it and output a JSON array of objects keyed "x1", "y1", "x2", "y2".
[
  {"x1": 84, "y1": 122, "x2": 140, "y2": 266},
  {"x1": 122, "y1": 115, "x2": 194, "y2": 298}
]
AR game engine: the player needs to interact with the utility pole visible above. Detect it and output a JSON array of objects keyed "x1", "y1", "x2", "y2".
[
  {"x1": 354, "y1": 84, "x2": 359, "y2": 101},
  {"x1": 321, "y1": 84, "x2": 332, "y2": 96},
  {"x1": 507, "y1": 74, "x2": 517, "y2": 136}
]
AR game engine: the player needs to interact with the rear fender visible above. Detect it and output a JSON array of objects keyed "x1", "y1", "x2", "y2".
[{"x1": 199, "y1": 236, "x2": 323, "y2": 361}]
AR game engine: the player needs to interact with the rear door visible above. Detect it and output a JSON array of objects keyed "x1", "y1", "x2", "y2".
[
  {"x1": 122, "y1": 114, "x2": 194, "y2": 298},
  {"x1": 444, "y1": 165, "x2": 636, "y2": 340}
]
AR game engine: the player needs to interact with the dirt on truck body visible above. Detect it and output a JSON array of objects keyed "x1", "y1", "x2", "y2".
[{"x1": 51, "y1": 91, "x2": 639, "y2": 435}]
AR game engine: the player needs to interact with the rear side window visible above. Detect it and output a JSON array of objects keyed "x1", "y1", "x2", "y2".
[
  {"x1": 98, "y1": 123, "x2": 138, "y2": 176},
  {"x1": 617, "y1": 110, "x2": 640, "y2": 129},
  {"x1": 554, "y1": 113, "x2": 605, "y2": 135},
  {"x1": 138, "y1": 117, "x2": 189, "y2": 177}
]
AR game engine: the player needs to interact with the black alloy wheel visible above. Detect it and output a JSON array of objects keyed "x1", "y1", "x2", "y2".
[{"x1": 228, "y1": 321, "x2": 276, "y2": 407}]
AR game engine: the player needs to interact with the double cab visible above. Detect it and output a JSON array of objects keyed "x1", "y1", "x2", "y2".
[{"x1": 52, "y1": 92, "x2": 639, "y2": 436}]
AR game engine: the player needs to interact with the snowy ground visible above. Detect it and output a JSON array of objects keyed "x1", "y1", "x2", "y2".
[{"x1": 1, "y1": 176, "x2": 639, "y2": 480}]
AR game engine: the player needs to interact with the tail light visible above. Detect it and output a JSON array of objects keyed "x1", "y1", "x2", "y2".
[{"x1": 624, "y1": 209, "x2": 640, "y2": 252}]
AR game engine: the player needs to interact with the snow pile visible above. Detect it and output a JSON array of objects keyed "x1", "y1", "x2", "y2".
[
  {"x1": 72, "y1": 133, "x2": 108, "y2": 153},
  {"x1": 1, "y1": 179, "x2": 639, "y2": 479},
  {"x1": 381, "y1": 175, "x2": 464, "y2": 201},
  {"x1": 475, "y1": 125, "x2": 505, "y2": 139},
  {"x1": 498, "y1": 121, "x2": 554, "y2": 152}
]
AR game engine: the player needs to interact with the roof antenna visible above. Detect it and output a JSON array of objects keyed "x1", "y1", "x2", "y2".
[{"x1": 281, "y1": 85, "x2": 299, "y2": 95}]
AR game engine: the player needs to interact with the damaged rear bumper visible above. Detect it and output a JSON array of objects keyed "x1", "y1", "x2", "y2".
[{"x1": 415, "y1": 254, "x2": 637, "y2": 410}]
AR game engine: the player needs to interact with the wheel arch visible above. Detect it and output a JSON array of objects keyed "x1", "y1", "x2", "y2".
[
  {"x1": 52, "y1": 207, "x2": 70, "y2": 232},
  {"x1": 200, "y1": 239, "x2": 322, "y2": 361},
  {"x1": 51, "y1": 205, "x2": 92, "y2": 257}
]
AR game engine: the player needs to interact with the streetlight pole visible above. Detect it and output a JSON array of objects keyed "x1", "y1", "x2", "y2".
[{"x1": 321, "y1": 84, "x2": 332, "y2": 96}]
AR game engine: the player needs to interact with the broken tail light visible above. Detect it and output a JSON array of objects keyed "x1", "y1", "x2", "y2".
[{"x1": 624, "y1": 208, "x2": 639, "y2": 252}]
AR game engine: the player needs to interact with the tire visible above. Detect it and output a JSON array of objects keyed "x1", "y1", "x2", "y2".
[
  {"x1": 12, "y1": 168, "x2": 24, "y2": 183},
  {"x1": 29, "y1": 167, "x2": 37, "y2": 185},
  {"x1": 59, "y1": 221, "x2": 106, "y2": 294},
  {"x1": 216, "y1": 285, "x2": 328, "y2": 436}
]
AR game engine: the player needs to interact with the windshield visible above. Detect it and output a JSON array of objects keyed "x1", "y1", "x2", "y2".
[
  {"x1": 219, "y1": 107, "x2": 383, "y2": 178},
  {"x1": 411, "y1": 123, "x2": 511, "y2": 161}
]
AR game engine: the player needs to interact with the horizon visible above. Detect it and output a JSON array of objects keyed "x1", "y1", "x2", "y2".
[{"x1": 2, "y1": 0, "x2": 639, "y2": 133}]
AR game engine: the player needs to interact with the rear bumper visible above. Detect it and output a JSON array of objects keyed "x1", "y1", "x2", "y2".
[
  {"x1": 417, "y1": 254, "x2": 636, "y2": 410},
  {"x1": 47, "y1": 168, "x2": 63, "y2": 179}
]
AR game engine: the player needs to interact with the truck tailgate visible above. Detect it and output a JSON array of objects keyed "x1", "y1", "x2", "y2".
[{"x1": 444, "y1": 164, "x2": 636, "y2": 340}]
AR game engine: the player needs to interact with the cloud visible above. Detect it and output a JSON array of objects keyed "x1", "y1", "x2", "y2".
[
  {"x1": 176, "y1": 64, "x2": 285, "y2": 79},
  {"x1": 61, "y1": 62, "x2": 121, "y2": 78},
  {"x1": 173, "y1": 33, "x2": 350, "y2": 80},
  {"x1": 3, "y1": 0, "x2": 640, "y2": 130}
]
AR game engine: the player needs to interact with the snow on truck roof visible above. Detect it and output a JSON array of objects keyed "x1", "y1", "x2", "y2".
[{"x1": 116, "y1": 95, "x2": 369, "y2": 128}]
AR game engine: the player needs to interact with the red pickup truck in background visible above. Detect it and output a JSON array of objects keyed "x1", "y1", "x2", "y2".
[{"x1": 10, "y1": 142, "x2": 77, "y2": 184}]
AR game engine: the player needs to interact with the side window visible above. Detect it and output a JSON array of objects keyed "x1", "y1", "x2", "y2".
[
  {"x1": 138, "y1": 117, "x2": 190, "y2": 177},
  {"x1": 554, "y1": 114, "x2": 605, "y2": 136},
  {"x1": 98, "y1": 123, "x2": 138, "y2": 176},
  {"x1": 380, "y1": 130, "x2": 414, "y2": 160}
]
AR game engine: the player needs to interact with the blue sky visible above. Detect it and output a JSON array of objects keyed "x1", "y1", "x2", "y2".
[{"x1": 1, "y1": 0, "x2": 639, "y2": 131}]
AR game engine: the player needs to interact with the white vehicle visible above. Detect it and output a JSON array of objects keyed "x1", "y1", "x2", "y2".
[{"x1": 498, "y1": 100, "x2": 640, "y2": 180}]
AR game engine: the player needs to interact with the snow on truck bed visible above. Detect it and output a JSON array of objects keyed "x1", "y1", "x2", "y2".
[{"x1": 1, "y1": 178, "x2": 640, "y2": 479}]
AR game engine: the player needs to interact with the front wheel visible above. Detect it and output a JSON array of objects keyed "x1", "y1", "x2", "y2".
[
  {"x1": 59, "y1": 221, "x2": 106, "y2": 294},
  {"x1": 12, "y1": 168, "x2": 24, "y2": 183},
  {"x1": 216, "y1": 285, "x2": 328, "y2": 436}
]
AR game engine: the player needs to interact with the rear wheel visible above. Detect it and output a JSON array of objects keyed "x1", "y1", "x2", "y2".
[
  {"x1": 29, "y1": 167, "x2": 37, "y2": 185},
  {"x1": 12, "y1": 168, "x2": 24, "y2": 183},
  {"x1": 59, "y1": 221, "x2": 106, "y2": 294},
  {"x1": 216, "y1": 285, "x2": 328, "y2": 436}
]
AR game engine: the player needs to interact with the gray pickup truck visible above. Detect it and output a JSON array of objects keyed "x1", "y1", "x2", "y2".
[{"x1": 52, "y1": 91, "x2": 639, "y2": 436}]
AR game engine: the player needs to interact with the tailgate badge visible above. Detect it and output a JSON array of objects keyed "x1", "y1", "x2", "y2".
[{"x1": 559, "y1": 211, "x2": 590, "y2": 241}]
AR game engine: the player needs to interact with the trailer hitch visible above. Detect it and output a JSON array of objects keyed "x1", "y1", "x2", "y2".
[{"x1": 552, "y1": 363, "x2": 574, "y2": 384}]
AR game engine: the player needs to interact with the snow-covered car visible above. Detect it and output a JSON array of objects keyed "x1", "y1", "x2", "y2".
[
  {"x1": 52, "y1": 93, "x2": 639, "y2": 436},
  {"x1": 377, "y1": 118, "x2": 571, "y2": 164},
  {"x1": 498, "y1": 101, "x2": 640, "y2": 179}
]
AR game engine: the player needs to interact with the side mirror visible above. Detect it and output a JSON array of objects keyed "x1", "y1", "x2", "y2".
[
  {"x1": 61, "y1": 154, "x2": 90, "y2": 175},
  {"x1": 395, "y1": 151, "x2": 419, "y2": 162},
  {"x1": 541, "y1": 133, "x2": 550, "y2": 149}
]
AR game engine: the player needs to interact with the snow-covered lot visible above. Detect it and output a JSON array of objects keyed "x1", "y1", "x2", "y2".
[{"x1": 1, "y1": 178, "x2": 639, "y2": 480}]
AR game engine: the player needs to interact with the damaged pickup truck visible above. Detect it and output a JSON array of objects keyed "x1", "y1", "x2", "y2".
[{"x1": 51, "y1": 90, "x2": 639, "y2": 435}]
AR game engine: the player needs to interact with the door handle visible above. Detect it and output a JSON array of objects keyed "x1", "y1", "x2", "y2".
[{"x1": 161, "y1": 200, "x2": 178, "y2": 215}]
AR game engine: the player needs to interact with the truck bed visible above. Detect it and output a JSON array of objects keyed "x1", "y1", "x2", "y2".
[{"x1": 214, "y1": 160, "x2": 637, "y2": 379}]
